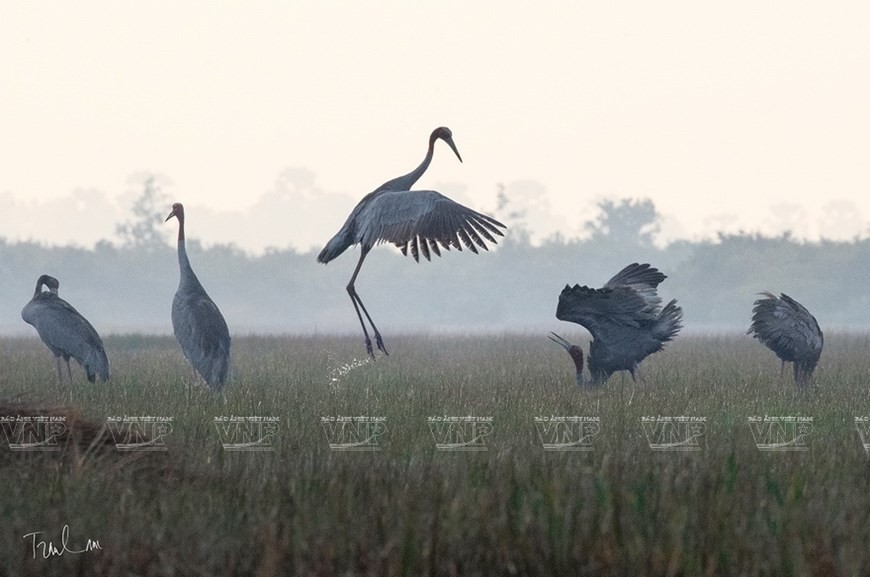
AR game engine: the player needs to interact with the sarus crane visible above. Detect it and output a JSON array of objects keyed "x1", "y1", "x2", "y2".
[
  {"x1": 166, "y1": 202, "x2": 231, "y2": 391},
  {"x1": 748, "y1": 292, "x2": 823, "y2": 387},
  {"x1": 317, "y1": 126, "x2": 506, "y2": 358},
  {"x1": 21, "y1": 274, "x2": 110, "y2": 384},
  {"x1": 550, "y1": 263, "x2": 683, "y2": 386}
]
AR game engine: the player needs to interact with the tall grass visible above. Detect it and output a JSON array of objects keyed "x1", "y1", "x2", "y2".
[{"x1": 1, "y1": 333, "x2": 869, "y2": 576}]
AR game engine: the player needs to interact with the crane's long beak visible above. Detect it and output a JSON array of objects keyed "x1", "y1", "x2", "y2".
[
  {"x1": 445, "y1": 137, "x2": 463, "y2": 163},
  {"x1": 548, "y1": 332, "x2": 573, "y2": 351},
  {"x1": 165, "y1": 210, "x2": 176, "y2": 222},
  {"x1": 549, "y1": 332, "x2": 586, "y2": 386}
]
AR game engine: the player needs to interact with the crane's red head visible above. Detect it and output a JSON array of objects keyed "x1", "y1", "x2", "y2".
[
  {"x1": 548, "y1": 332, "x2": 585, "y2": 385},
  {"x1": 165, "y1": 202, "x2": 185, "y2": 223},
  {"x1": 431, "y1": 126, "x2": 462, "y2": 163}
]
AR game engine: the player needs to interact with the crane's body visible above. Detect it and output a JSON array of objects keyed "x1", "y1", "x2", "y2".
[
  {"x1": 166, "y1": 203, "x2": 231, "y2": 391},
  {"x1": 585, "y1": 303, "x2": 681, "y2": 381},
  {"x1": 551, "y1": 263, "x2": 682, "y2": 386},
  {"x1": 748, "y1": 292, "x2": 823, "y2": 387},
  {"x1": 21, "y1": 274, "x2": 110, "y2": 384},
  {"x1": 317, "y1": 127, "x2": 506, "y2": 358}
]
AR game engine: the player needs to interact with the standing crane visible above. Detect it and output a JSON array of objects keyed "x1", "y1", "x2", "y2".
[
  {"x1": 317, "y1": 126, "x2": 506, "y2": 358},
  {"x1": 166, "y1": 202, "x2": 231, "y2": 391},
  {"x1": 550, "y1": 263, "x2": 682, "y2": 386},
  {"x1": 21, "y1": 274, "x2": 110, "y2": 384},
  {"x1": 748, "y1": 292, "x2": 823, "y2": 387}
]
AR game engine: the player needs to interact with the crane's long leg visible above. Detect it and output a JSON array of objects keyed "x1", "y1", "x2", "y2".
[
  {"x1": 353, "y1": 295, "x2": 388, "y2": 356},
  {"x1": 65, "y1": 358, "x2": 73, "y2": 386},
  {"x1": 54, "y1": 357, "x2": 63, "y2": 386},
  {"x1": 631, "y1": 366, "x2": 647, "y2": 385},
  {"x1": 346, "y1": 247, "x2": 388, "y2": 358},
  {"x1": 628, "y1": 368, "x2": 640, "y2": 405}
]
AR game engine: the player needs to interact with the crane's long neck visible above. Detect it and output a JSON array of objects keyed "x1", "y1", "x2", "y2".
[
  {"x1": 175, "y1": 215, "x2": 197, "y2": 284},
  {"x1": 571, "y1": 349, "x2": 585, "y2": 386},
  {"x1": 375, "y1": 134, "x2": 436, "y2": 192},
  {"x1": 402, "y1": 134, "x2": 437, "y2": 188}
]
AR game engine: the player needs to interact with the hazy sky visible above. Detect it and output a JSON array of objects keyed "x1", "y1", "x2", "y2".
[{"x1": 2, "y1": 2, "x2": 869, "y2": 251}]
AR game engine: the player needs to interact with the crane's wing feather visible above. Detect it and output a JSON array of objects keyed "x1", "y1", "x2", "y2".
[
  {"x1": 359, "y1": 190, "x2": 506, "y2": 262},
  {"x1": 748, "y1": 292, "x2": 823, "y2": 361},
  {"x1": 21, "y1": 296, "x2": 109, "y2": 381},
  {"x1": 555, "y1": 284, "x2": 657, "y2": 341},
  {"x1": 172, "y1": 293, "x2": 231, "y2": 390},
  {"x1": 604, "y1": 263, "x2": 666, "y2": 311},
  {"x1": 604, "y1": 263, "x2": 667, "y2": 289}
]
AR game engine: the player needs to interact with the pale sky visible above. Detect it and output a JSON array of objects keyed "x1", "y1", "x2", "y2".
[{"x1": 2, "y1": 1, "x2": 869, "y2": 252}]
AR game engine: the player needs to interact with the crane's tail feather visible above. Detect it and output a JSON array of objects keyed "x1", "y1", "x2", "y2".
[
  {"x1": 317, "y1": 232, "x2": 353, "y2": 264},
  {"x1": 654, "y1": 299, "x2": 683, "y2": 344},
  {"x1": 82, "y1": 349, "x2": 110, "y2": 383},
  {"x1": 198, "y1": 353, "x2": 229, "y2": 392}
]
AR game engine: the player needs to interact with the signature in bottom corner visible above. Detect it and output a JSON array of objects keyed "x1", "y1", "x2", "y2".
[{"x1": 23, "y1": 524, "x2": 102, "y2": 559}]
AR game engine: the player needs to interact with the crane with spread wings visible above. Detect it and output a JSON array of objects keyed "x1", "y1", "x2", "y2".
[
  {"x1": 317, "y1": 126, "x2": 506, "y2": 358},
  {"x1": 550, "y1": 263, "x2": 682, "y2": 386}
]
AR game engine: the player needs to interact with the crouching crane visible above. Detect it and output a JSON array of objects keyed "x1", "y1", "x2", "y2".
[
  {"x1": 550, "y1": 263, "x2": 682, "y2": 386},
  {"x1": 748, "y1": 292, "x2": 822, "y2": 387},
  {"x1": 21, "y1": 274, "x2": 110, "y2": 384}
]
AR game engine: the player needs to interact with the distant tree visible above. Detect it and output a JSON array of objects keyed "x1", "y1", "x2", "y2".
[
  {"x1": 115, "y1": 177, "x2": 169, "y2": 251},
  {"x1": 495, "y1": 183, "x2": 531, "y2": 247},
  {"x1": 584, "y1": 198, "x2": 661, "y2": 248}
]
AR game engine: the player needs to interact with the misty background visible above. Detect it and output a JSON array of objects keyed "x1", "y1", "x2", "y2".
[
  {"x1": 4, "y1": 1, "x2": 870, "y2": 336},
  {"x1": 4, "y1": 176, "x2": 870, "y2": 336}
]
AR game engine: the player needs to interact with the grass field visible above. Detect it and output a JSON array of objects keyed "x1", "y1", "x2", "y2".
[{"x1": 2, "y1": 333, "x2": 870, "y2": 576}]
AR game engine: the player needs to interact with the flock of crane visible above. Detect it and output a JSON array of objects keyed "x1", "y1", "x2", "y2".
[{"x1": 18, "y1": 127, "x2": 825, "y2": 391}]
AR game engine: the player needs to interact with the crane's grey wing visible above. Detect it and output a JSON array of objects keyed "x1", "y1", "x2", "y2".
[
  {"x1": 604, "y1": 263, "x2": 666, "y2": 289},
  {"x1": 748, "y1": 292, "x2": 823, "y2": 361},
  {"x1": 555, "y1": 284, "x2": 657, "y2": 342},
  {"x1": 172, "y1": 294, "x2": 231, "y2": 390},
  {"x1": 603, "y1": 263, "x2": 666, "y2": 311},
  {"x1": 653, "y1": 299, "x2": 683, "y2": 344},
  {"x1": 358, "y1": 190, "x2": 506, "y2": 262},
  {"x1": 21, "y1": 297, "x2": 109, "y2": 382}
]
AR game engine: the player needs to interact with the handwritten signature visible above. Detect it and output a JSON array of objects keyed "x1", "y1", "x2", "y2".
[{"x1": 23, "y1": 524, "x2": 102, "y2": 559}]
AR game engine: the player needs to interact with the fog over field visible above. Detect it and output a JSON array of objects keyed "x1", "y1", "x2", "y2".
[
  {"x1": 3, "y1": 2, "x2": 869, "y2": 337},
  {"x1": 2, "y1": 170, "x2": 869, "y2": 253},
  {"x1": 5, "y1": 3, "x2": 870, "y2": 575},
  {"x1": 4, "y1": 182, "x2": 870, "y2": 336}
]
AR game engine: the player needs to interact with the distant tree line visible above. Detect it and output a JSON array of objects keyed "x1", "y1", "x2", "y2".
[{"x1": 2, "y1": 182, "x2": 869, "y2": 334}]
